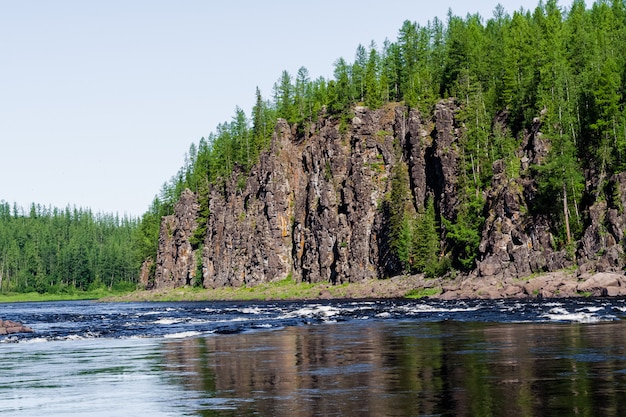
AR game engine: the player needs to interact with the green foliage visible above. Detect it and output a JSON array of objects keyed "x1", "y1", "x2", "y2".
[
  {"x1": 387, "y1": 162, "x2": 444, "y2": 276},
  {"x1": 413, "y1": 198, "x2": 441, "y2": 273},
  {"x1": 0, "y1": 286, "x2": 135, "y2": 302},
  {"x1": 194, "y1": 246, "x2": 204, "y2": 287},
  {"x1": 133, "y1": 197, "x2": 164, "y2": 265},
  {"x1": 324, "y1": 161, "x2": 333, "y2": 181},
  {"x1": 424, "y1": 256, "x2": 452, "y2": 279},
  {"x1": 405, "y1": 287, "x2": 442, "y2": 299},
  {"x1": 443, "y1": 195, "x2": 485, "y2": 270},
  {"x1": 0, "y1": 202, "x2": 139, "y2": 293},
  {"x1": 533, "y1": 131, "x2": 585, "y2": 243},
  {"x1": 387, "y1": 161, "x2": 413, "y2": 272}
]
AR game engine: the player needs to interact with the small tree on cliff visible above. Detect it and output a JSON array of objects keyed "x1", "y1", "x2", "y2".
[
  {"x1": 388, "y1": 161, "x2": 414, "y2": 273},
  {"x1": 388, "y1": 162, "x2": 443, "y2": 275},
  {"x1": 413, "y1": 197, "x2": 441, "y2": 276},
  {"x1": 443, "y1": 194, "x2": 484, "y2": 270}
]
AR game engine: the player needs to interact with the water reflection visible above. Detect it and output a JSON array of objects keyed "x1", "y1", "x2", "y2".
[{"x1": 160, "y1": 321, "x2": 626, "y2": 417}]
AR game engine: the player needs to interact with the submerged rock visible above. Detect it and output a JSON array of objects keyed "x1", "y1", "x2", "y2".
[{"x1": 0, "y1": 319, "x2": 33, "y2": 335}]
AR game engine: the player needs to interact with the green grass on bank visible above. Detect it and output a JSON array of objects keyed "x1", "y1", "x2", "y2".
[
  {"x1": 0, "y1": 288, "x2": 134, "y2": 303},
  {"x1": 0, "y1": 276, "x2": 436, "y2": 303},
  {"x1": 404, "y1": 287, "x2": 442, "y2": 299},
  {"x1": 0, "y1": 278, "x2": 337, "y2": 303},
  {"x1": 103, "y1": 276, "x2": 424, "y2": 302},
  {"x1": 106, "y1": 277, "x2": 350, "y2": 302}
]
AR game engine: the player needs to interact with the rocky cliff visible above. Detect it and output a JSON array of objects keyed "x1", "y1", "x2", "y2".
[
  {"x1": 153, "y1": 189, "x2": 199, "y2": 289},
  {"x1": 151, "y1": 100, "x2": 626, "y2": 292}
]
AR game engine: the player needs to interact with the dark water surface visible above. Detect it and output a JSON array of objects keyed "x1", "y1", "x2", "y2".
[{"x1": 2, "y1": 298, "x2": 626, "y2": 416}]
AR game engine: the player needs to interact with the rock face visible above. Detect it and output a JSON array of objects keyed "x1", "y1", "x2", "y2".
[
  {"x1": 151, "y1": 100, "x2": 626, "y2": 292},
  {"x1": 202, "y1": 121, "x2": 300, "y2": 288},
  {"x1": 476, "y1": 120, "x2": 573, "y2": 280},
  {"x1": 426, "y1": 99, "x2": 462, "y2": 221},
  {"x1": 203, "y1": 105, "x2": 404, "y2": 286},
  {"x1": 153, "y1": 189, "x2": 199, "y2": 289},
  {"x1": 577, "y1": 172, "x2": 626, "y2": 273}
]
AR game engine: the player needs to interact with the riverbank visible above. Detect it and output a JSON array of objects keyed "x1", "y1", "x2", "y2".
[
  {"x1": 0, "y1": 288, "x2": 134, "y2": 304},
  {"x1": 4, "y1": 270, "x2": 625, "y2": 304},
  {"x1": 104, "y1": 269, "x2": 626, "y2": 302},
  {"x1": 105, "y1": 275, "x2": 428, "y2": 302},
  {"x1": 438, "y1": 270, "x2": 626, "y2": 299}
]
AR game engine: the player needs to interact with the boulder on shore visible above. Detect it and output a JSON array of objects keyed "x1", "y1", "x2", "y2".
[
  {"x1": 0, "y1": 319, "x2": 33, "y2": 335},
  {"x1": 436, "y1": 271, "x2": 626, "y2": 300}
]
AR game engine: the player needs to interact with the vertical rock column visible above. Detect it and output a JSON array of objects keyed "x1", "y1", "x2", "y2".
[{"x1": 153, "y1": 189, "x2": 199, "y2": 289}]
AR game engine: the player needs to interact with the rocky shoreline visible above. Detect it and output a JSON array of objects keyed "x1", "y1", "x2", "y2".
[
  {"x1": 112, "y1": 270, "x2": 626, "y2": 302},
  {"x1": 331, "y1": 270, "x2": 626, "y2": 300},
  {"x1": 432, "y1": 271, "x2": 626, "y2": 300}
]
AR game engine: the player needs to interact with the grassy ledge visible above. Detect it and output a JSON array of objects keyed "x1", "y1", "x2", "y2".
[
  {"x1": 405, "y1": 287, "x2": 442, "y2": 299},
  {"x1": 103, "y1": 276, "x2": 434, "y2": 302},
  {"x1": 0, "y1": 288, "x2": 132, "y2": 303},
  {"x1": 0, "y1": 276, "x2": 443, "y2": 303}
]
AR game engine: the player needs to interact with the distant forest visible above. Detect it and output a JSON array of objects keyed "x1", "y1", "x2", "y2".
[
  {"x1": 0, "y1": 203, "x2": 138, "y2": 293},
  {"x1": 4, "y1": 0, "x2": 626, "y2": 292}
]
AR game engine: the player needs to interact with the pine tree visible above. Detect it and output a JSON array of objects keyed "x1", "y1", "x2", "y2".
[
  {"x1": 388, "y1": 161, "x2": 414, "y2": 273},
  {"x1": 275, "y1": 70, "x2": 295, "y2": 122},
  {"x1": 331, "y1": 58, "x2": 351, "y2": 114},
  {"x1": 352, "y1": 44, "x2": 367, "y2": 102},
  {"x1": 295, "y1": 66, "x2": 311, "y2": 123},
  {"x1": 413, "y1": 197, "x2": 440, "y2": 275},
  {"x1": 443, "y1": 195, "x2": 484, "y2": 270},
  {"x1": 364, "y1": 41, "x2": 382, "y2": 108}
]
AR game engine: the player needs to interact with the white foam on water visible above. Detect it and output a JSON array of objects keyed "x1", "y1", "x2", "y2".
[
  {"x1": 63, "y1": 334, "x2": 88, "y2": 341},
  {"x1": 163, "y1": 331, "x2": 202, "y2": 339},
  {"x1": 188, "y1": 318, "x2": 213, "y2": 324},
  {"x1": 215, "y1": 317, "x2": 251, "y2": 323},
  {"x1": 22, "y1": 337, "x2": 49, "y2": 344},
  {"x1": 239, "y1": 307, "x2": 263, "y2": 314},
  {"x1": 541, "y1": 307, "x2": 607, "y2": 323},
  {"x1": 578, "y1": 306, "x2": 603, "y2": 313},
  {"x1": 282, "y1": 305, "x2": 342, "y2": 320},
  {"x1": 139, "y1": 311, "x2": 164, "y2": 316},
  {"x1": 541, "y1": 312, "x2": 602, "y2": 323},
  {"x1": 402, "y1": 304, "x2": 481, "y2": 314},
  {"x1": 153, "y1": 318, "x2": 184, "y2": 325},
  {"x1": 548, "y1": 307, "x2": 569, "y2": 315},
  {"x1": 543, "y1": 302, "x2": 564, "y2": 307}
]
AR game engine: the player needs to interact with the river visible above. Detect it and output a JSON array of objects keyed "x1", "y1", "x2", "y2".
[{"x1": 2, "y1": 298, "x2": 626, "y2": 416}]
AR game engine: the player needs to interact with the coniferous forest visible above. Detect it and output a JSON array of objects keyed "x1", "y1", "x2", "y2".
[
  {"x1": 4, "y1": 0, "x2": 626, "y2": 293},
  {"x1": 0, "y1": 203, "x2": 138, "y2": 293}
]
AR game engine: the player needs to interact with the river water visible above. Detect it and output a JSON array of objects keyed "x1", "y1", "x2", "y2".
[{"x1": 2, "y1": 298, "x2": 626, "y2": 416}]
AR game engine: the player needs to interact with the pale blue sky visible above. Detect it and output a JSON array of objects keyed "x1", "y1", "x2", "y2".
[{"x1": 1, "y1": 0, "x2": 537, "y2": 217}]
